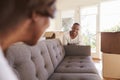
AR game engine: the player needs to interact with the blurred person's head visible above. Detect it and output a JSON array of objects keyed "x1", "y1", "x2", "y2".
[
  {"x1": 0, "y1": 0, "x2": 56, "y2": 50},
  {"x1": 71, "y1": 23, "x2": 80, "y2": 35}
]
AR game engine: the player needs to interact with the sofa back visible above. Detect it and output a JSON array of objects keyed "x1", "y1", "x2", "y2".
[
  {"x1": 46, "y1": 39, "x2": 65, "y2": 68},
  {"x1": 6, "y1": 40, "x2": 56, "y2": 80},
  {"x1": 64, "y1": 45, "x2": 91, "y2": 56}
]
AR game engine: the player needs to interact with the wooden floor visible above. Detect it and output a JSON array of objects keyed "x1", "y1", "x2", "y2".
[
  {"x1": 93, "y1": 59, "x2": 120, "y2": 80},
  {"x1": 103, "y1": 78, "x2": 120, "y2": 80},
  {"x1": 93, "y1": 59, "x2": 102, "y2": 79}
]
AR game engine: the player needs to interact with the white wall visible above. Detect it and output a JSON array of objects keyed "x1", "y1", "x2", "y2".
[{"x1": 57, "y1": 0, "x2": 101, "y2": 10}]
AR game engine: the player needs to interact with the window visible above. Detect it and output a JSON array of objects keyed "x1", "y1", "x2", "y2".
[
  {"x1": 100, "y1": 0, "x2": 120, "y2": 32},
  {"x1": 61, "y1": 10, "x2": 75, "y2": 31},
  {"x1": 80, "y1": 6, "x2": 98, "y2": 53}
]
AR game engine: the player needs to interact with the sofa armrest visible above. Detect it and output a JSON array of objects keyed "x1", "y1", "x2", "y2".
[{"x1": 64, "y1": 45, "x2": 91, "y2": 56}]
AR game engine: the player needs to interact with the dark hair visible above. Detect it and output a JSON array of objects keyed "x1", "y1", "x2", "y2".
[
  {"x1": 73, "y1": 23, "x2": 80, "y2": 26},
  {"x1": 0, "y1": 0, "x2": 56, "y2": 33}
]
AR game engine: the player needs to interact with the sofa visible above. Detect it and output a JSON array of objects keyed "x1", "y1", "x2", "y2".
[{"x1": 6, "y1": 39, "x2": 101, "y2": 80}]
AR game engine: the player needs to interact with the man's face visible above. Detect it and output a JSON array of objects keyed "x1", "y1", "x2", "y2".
[
  {"x1": 23, "y1": 0, "x2": 57, "y2": 46},
  {"x1": 24, "y1": 16, "x2": 50, "y2": 46},
  {"x1": 23, "y1": 0, "x2": 56, "y2": 46},
  {"x1": 72, "y1": 25, "x2": 80, "y2": 34}
]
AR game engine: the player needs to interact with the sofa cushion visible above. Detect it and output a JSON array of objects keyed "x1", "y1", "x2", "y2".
[
  {"x1": 46, "y1": 39, "x2": 65, "y2": 68},
  {"x1": 6, "y1": 41, "x2": 54, "y2": 80},
  {"x1": 49, "y1": 73, "x2": 101, "y2": 80},
  {"x1": 63, "y1": 56, "x2": 93, "y2": 62},
  {"x1": 55, "y1": 56, "x2": 98, "y2": 74},
  {"x1": 30, "y1": 41, "x2": 54, "y2": 80}
]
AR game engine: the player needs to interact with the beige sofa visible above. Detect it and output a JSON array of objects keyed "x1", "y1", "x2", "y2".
[{"x1": 6, "y1": 39, "x2": 101, "y2": 80}]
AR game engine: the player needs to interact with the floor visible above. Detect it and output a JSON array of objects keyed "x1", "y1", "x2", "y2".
[{"x1": 93, "y1": 59, "x2": 103, "y2": 80}]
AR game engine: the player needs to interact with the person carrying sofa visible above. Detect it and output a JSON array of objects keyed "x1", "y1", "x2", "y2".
[
  {"x1": 63, "y1": 23, "x2": 83, "y2": 45},
  {"x1": 0, "y1": 0, "x2": 56, "y2": 80}
]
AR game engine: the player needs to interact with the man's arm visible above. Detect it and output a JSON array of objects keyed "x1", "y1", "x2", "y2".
[
  {"x1": 78, "y1": 33, "x2": 84, "y2": 45},
  {"x1": 63, "y1": 34, "x2": 68, "y2": 45}
]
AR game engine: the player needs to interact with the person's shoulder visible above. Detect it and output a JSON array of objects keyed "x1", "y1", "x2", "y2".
[
  {"x1": 64, "y1": 31, "x2": 69, "y2": 34},
  {"x1": 78, "y1": 31, "x2": 83, "y2": 35},
  {"x1": 77, "y1": 32, "x2": 82, "y2": 37},
  {"x1": 63, "y1": 31, "x2": 69, "y2": 37}
]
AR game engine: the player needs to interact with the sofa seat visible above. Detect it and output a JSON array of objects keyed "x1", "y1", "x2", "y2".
[
  {"x1": 49, "y1": 73, "x2": 101, "y2": 80},
  {"x1": 55, "y1": 56, "x2": 98, "y2": 74},
  {"x1": 63, "y1": 56, "x2": 92, "y2": 62}
]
